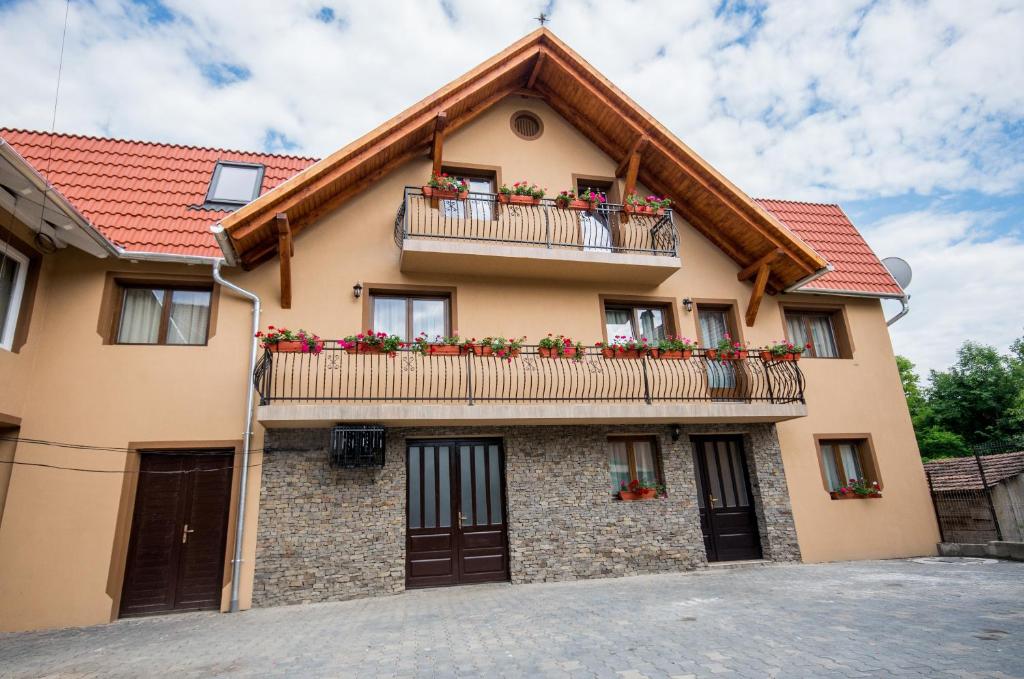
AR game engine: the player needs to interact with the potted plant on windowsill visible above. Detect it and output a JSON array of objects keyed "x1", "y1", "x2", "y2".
[
  {"x1": 498, "y1": 181, "x2": 545, "y2": 205},
  {"x1": 650, "y1": 336, "x2": 697, "y2": 359},
  {"x1": 341, "y1": 330, "x2": 403, "y2": 356},
  {"x1": 618, "y1": 479, "x2": 663, "y2": 501},
  {"x1": 409, "y1": 332, "x2": 464, "y2": 356},
  {"x1": 706, "y1": 333, "x2": 748, "y2": 361},
  {"x1": 464, "y1": 336, "x2": 525, "y2": 359},
  {"x1": 538, "y1": 334, "x2": 584, "y2": 359},
  {"x1": 831, "y1": 479, "x2": 882, "y2": 500},
  {"x1": 554, "y1": 187, "x2": 607, "y2": 210},
  {"x1": 257, "y1": 326, "x2": 324, "y2": 354},
  {"x1": 596, "y1": 335, "x2": 652, "y2": 359},
  {"x1": 622, "y1": 193, "x2": 671, "y2": 215},
  {"x1": 422, "y1": 172, "x2": 469, "y2": 200},
  {"x1": 760, "y1": 341, "x2": 809, "y2": 362}
]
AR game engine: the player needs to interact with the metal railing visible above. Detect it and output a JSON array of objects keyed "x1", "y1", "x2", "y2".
[
  {"x1": 394, "y1": 187, "x2": 679, "y2": 256},
  {"x1": 255, "y1": 344, "x2": 805, "y2": 407}
]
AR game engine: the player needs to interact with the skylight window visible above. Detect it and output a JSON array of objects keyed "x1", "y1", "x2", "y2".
[{"x1": 205, "y1": 161, "x2": 264, "y2": 207}]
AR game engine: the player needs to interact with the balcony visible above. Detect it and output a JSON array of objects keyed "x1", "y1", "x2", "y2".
[
  {"x1": 254, "y1": 344, "x2": 807, "y2": 427},
  {"x1": 394, "y1": 188, "x2": 682, "y2": 284}
]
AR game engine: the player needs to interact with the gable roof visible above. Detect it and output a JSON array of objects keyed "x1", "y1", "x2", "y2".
[
  {"x1": 755, "y1": 199, "x2": 903, "y2": 297},
  {"x1": 924, "y1": 451, "x2": 1024, "y2": 492},
  {"x1": 216, "y1": 28, "x2": 828, "y2": 288},
  {"x1": 0, "y1": 128, "x2": 314, "y2": 258}
]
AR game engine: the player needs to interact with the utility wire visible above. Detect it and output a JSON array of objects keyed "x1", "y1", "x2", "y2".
[
  {"x1": 0, "y1": 435, "x2": 269, "y2": 454},
  {"x1": 0, "y1": 459, "x2": 265, "y2": 475}
]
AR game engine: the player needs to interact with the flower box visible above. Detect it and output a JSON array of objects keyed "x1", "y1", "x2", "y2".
[
  {"x1": 344, "y1": 343, "x2": 383, "y2": 354},
  {"x1": 556, "y1": 199, "x2": 596, "y2": 210},
  {"x1": 720, "y1": 350, "x2": 749, "y2": 361},
  {"x1": 422, "y1": 186, "x2": 468, "y2": 201},
  {"x1": 469, "y1": 345, "x2": 520, "y2": 358},
  {"x1": 619, "y1": 489, "x2": 658, "y2": 501},
  {"x1": 622, "y1": 204, "x2": 665, "y2": 216},
  {"x1": 498, "y1": 193, "x2": 541, "y2": 206},
  {"x1": 831, "y1": 492, "x2": 882, "y2": 500},
  {"x1": 538, "y1": 346, "x2": 578, "y2": 358},
  {"x1": 761, "y1": 350, "x2": 802, "y2": 361},
  {"x1": 651, "y1": 349, "x2": 692, "y2": 360},
  {"x1": 269, "y1": 340, "x2": 324, "y2": 353},
  {"x1": 427, "y1": 344, "x2": 461, "y2": 356},
  {"x1": 601, "y1": 347, "x2": 646, "y2": 359}
]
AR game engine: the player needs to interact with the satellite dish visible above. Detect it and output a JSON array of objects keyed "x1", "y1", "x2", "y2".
[{"x1": 881, "y1": 256, "x2": 912, "y2": 289}]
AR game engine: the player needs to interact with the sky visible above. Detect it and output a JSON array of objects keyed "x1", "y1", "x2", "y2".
[{"x1": 0, "y1": 0, "x2": 1022, "y2": 377}]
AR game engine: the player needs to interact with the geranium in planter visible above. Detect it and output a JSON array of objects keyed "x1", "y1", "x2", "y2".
[
  {"x1": 498, "y1": 181, "x2": 545, "y2": 205},
  {"x1": 618, "y1": 479, "x2": 663, "y2": 501},
  {"x1": 341, "y1": 330, "x2": 403, "y2": 356},
  {"x1": 465, "y1": 336, "x2": 525, "y2": 360},
  {"x1": 623, "y1": 193, "x2": 671, "y2": 215},
  {"x1": 538, "y1": 334, "x2": 584, "y2": 360},
  {"x1": 422, "y1": 172, "x2": 469, "y2": 200},
  {"x1": 831, "y1": 478, "x2": 882, "y2": 500},
  {"x1": 256, "y1": 326, "x2": 324, "y2": 354},
  {"x1": 760, "y1": 340, "x2": 810, "y2": 362},
  {"x1": 651, "y1": 336, "x2": 697, "y2": 359},
  {"x1": 554, "y1": 187, "x2": 607, "y2": 210},
  {"x1": 707, "y1": 333, "x2": 748, "y2": 361},
  {"x1": 596, "y1": 335, "x2": 652, "y2": 359},
  {"x1": 409, "y1": 332, "x2": 465, "y2": 356}
]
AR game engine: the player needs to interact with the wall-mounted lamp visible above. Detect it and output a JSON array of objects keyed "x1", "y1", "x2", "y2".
[
  {"x1": 671, "y1": 424, "x2": 681, "y2": 442},
  {"x1": 353, "y1": 281, "x2": 364, "y2": 299},
  {"x1": 682, "y1": 298, "x2": 693, "y2": 313}
]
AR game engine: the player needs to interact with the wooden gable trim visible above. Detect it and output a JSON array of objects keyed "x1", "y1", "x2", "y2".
[{"x1": 276, "y1": 213, "x2": 292, "y2": 309}]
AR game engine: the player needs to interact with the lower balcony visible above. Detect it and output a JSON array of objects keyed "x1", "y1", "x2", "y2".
[{"x1": 254, "y1": 344, "x2": 807, "y2": 427}]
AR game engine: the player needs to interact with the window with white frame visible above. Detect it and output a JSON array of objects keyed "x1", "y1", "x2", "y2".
[{"x1": 0, "y1": 244, "x2": 29, "y2": 351}]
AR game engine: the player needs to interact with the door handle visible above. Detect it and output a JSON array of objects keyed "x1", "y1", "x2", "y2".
[
  {"x1": 182, "y1": 524, "x2": 195, "y2": 544},
  {"x1": 458, "y1": 512, "x2": 465, "y2": 529},
  {"x1": 708, "y1": 494, "x2": 718, "y2": 507}
]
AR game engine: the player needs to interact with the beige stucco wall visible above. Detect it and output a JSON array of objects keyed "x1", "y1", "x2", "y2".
[{"x1": 0, "y1": 94, "x2": 936, "y2": 631}]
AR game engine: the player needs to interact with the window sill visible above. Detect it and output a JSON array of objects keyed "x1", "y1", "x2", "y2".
[{"x1": 829, "y1": 492, "x2": 882, "y2": 500}]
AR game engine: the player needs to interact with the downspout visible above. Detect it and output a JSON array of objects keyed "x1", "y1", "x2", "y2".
[
  {"x1": 886, "y1": 294, "x2": 910, "y2": 326},
  {"x1": 211, "y1": 254, "x2": 260, "y2": 613}
]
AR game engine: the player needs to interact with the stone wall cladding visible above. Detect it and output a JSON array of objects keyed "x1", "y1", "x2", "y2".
[{"x1": 253, "y1": 422, "x2": 800, "y2": 607}]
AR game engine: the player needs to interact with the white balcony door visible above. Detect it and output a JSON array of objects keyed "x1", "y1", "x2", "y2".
[
  {"x1": 699, "y1": 307, "x2": 736, "y2": 390},
  {"x1": 441, "y1": 176, "x2": 494, "y2": 221},
  {"x1": 580, "y1": 210, "x2": 612, "y2": 251}
]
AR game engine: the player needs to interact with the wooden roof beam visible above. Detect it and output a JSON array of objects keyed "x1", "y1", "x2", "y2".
[
  {"x1": 276, "y1": 213, "x2": 292, "y2": 309},
  {"x1": 429, "y1": 111, "x2": 447, "y2": 177},
  {"x1": 526, "y1": 50, "x2": 546, "y2": 89},
  {"x1": 737, "y1": 249, "x2": 783, "y2": 282},
  {"x1": 745, "y1": 263, "x2": 770, "y2": 327},
  {"x1": 616, "y1": 135, "x2": 649, "y2": 178}
]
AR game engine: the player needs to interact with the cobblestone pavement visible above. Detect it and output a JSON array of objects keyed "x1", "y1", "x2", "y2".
[{"x1": 2, "y1": 559, "x2": 1023, "y2": 678}]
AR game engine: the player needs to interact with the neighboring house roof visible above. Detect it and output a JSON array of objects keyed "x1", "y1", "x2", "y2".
[
  {"x1": 0, "y1": 128, "x2": 315, "y2": 258},
  {"x1": 924, "y1": 451, "x2": 1024, "y2": 492},
  {"x1": 216, "y1": 28, "x2": 829, "y2": 288},
  {"x1": 755, "y1": 199, "x2": 904, "y2": 297}
]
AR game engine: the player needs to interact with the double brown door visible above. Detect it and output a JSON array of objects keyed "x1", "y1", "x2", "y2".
[
  {"x1": 692, "y1": 436, "x2": 762, "y2": 562},
  {"x1": 120, "y1": 452, "x2": 234, "y2": 617},
  {"x1": 406, "y1": 440, "x2": 509, "y2": 588}
]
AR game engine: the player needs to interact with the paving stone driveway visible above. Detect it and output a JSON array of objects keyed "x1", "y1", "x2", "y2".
[{"x1": 2, "y1": 559, "x2": 1023, "y2": 678}]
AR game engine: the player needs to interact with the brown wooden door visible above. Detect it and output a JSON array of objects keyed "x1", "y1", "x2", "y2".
[
  {"x1": 120, "y1": 452, "x2": 233, "y2": 617},
  {"x1": 691, "y1": 436, "x2": 762, "y2": 562},
  {"x1": 406, "y1": 440, "x2": 508, "y2": 588}
]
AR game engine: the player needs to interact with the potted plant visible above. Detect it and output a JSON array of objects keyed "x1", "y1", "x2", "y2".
[
  {"x1": 256, "y1": 326, "x2": 324, "y2": 354},
  {"x1": 498, "y1": 181, "x2": 546, "y2": 205},
  {"x1": 830, "y1": 479, "x2": 882, "y2": 500},
  {"x1": 651, "y1": 336, "x2": 697, "y2": 359},
  {"x1": 538, "y1": 334, "x2": 584, "y2": 359},
  {"x1": 618, "y1": 479, "x2": 663, "y2": 501},
  {"x1": 465, "y1": 336, "x2": 525, "y2": 359},
  {"x1": 341, "y1": 330, "x2": 403, "y2": 356},
  {"x1": 554, "y1": 187, "x2": 607, "y2": 210},
  {"x1": 596, "y1": 335, "x2": 652, "y2": 359},
  {"x1": 409, "y1": 332, "x2": 464, "y2": 356},
  {"x1": 422, "y1": 172, "x2": 469, "y2": 200},
  {"x1": 706, "y1": 333, "x2": 748, "y2": 361},
  {"x1": 623, "y1": 193, "x2": 671, "y2": 215},
  {"x1": 760, "y1": 341, "x2": 810, "y2": 362}
]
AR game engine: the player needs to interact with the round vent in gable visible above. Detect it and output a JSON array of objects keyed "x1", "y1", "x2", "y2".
[{"x1": 510, "y1": 111, "x2": 543, "y2": 140}]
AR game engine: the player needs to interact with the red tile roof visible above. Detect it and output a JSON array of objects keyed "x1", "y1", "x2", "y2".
[
  {"x1": 924, "y1": 451, "x2": 1024, "y2": 492},
  {"x1": 755, "y1": 199, "x2": 904, "y2": 297},
  {"x1": 0, "y1": 130, "x2": 901, "y2": 297},
  {"x1": 0, "y1": 129, "x2": 316, "y2": 258}
]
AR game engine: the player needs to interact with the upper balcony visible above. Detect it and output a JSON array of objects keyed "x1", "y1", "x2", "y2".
[
  {"x1": 254, "y1": 344, "x2": 806, "y2": 427},
  {"x1": 394, "y1": 188, "x2": 682, "y2": 284}
]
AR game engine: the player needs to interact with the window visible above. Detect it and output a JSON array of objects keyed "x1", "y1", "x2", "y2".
[
  {"x1": 604, "y1": 303, "x2": 668, "y2": 341},
  {"x1": 784, "y1": 308, "x2": 852, "y2": 359},
  {"x1": 115, "y1": 285, "x2": 212, "y2": 345},
  {"x1": 576, "y1": 178, "x2": 614, "y2": 251},
  {"x1": 371, "y1": 293, "x2": 450, "y2": 341},
  {"x1": 607, "y1": 437, "x2": 662, "y2": 496},
  {"x1": 818, "y1": 439, "x2": 880, "y2": 492},
  {"x1": 0, "y1": 244, "x2": 29, "y2": 351},
  {"x1": 440, "y1": 169, "x2": 496, "y2": 220},
  {"x1": 205, "y1": 161, "x2": 264, "y2": 206},
  {"x1": 695, "y1": 303, "x2": 741, "y2": 391}
]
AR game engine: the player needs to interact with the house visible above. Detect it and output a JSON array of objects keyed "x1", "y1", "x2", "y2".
[
  {"x1": 925, "y1": 451, "x2": 1024, "y2": 543},
  {"x1": 0, "y1": 29, "x2": 938, "y2": 632}
]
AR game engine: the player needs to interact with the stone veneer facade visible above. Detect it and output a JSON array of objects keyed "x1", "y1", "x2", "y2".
[{"x1": 252, "y1": 423, "x2": 800, "y2": 607}]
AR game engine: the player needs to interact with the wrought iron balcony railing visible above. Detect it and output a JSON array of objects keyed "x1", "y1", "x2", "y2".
[
  {"x1": 394, "y1": 188, "x2": 679, "y2": 257},
  {"x1": 254, "y1": 344, "x2": 804, "y2": 407}
]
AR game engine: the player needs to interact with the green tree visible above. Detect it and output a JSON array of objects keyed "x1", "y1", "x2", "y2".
[{"x1": 897, "y1": 355, "x2": 969, "y2": 459}]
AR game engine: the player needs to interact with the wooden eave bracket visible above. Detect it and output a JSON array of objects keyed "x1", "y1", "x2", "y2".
[
  {"x1": 526, "y1": 50, "x2": 547, "y2": 89},
  {"x1": 276, "y1": 213, "x2": 292, "y2": 309},
  {"x1": 745, "y1": 263, "x2": 771, "y2": 327},
  {"x1": 618, "y1": 136, "x2": 648, "y2": 223}
]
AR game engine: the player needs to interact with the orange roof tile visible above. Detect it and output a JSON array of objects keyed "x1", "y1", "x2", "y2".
[
  {"x1": 0, "y1": 129, "x2": 316, "y2": 257},
  {"x1": 924, "y1": 451, "x2": 1024, "y2": 492},
  {"x1": 755, "y1": 199, "x2": 904, "y2": 297}
]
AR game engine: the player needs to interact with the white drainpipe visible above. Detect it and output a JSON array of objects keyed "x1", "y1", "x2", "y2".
[{"x1": 210, "y1": 257, "x2": 261, "y2": 613}]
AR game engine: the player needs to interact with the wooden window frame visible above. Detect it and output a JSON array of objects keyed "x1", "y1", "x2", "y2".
[
  {"x1": 598, "y1": 295, "x2": 678, "y2": 343},
  {"x1": 366, "y1": 289, "x2": 453, "y2": 341},
  {"x1": 113, "y1": 284, "x2": 214, "y2": 346},
  {"x1": 782, "y1": 304, "x2": 854, "y2": 359},
  {"x1": 814, "y1": 434, "x2": 882, "y2": 495},
  {"x1": 607, "y1": 435, "x2": 665, "y2": 496},
  {"x1": 693, "y1": 300, "x2": 744, "y2": 348}
]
